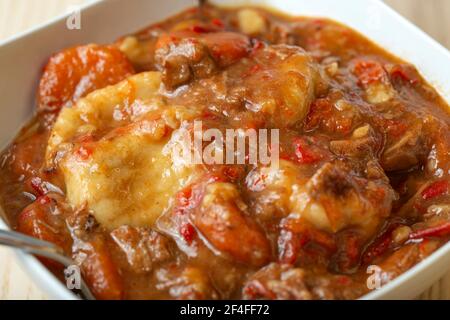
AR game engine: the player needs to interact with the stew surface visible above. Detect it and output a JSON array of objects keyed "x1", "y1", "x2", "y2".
[{"x1": 1, "y1": 5, "x2": 450, "y2": 300}]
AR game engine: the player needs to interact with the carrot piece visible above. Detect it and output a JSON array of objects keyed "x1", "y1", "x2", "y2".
[
  {"x1": 17, "y1": 196, "x2": 70, "y2": 270},
  {"x1": 10, "y1": 133, "x2": 47, "y2": 178},
  {"x1": 38, "y1": 45, "x2": 134, "y2": 113},
  {"x1": 17, "y1": 196, "x2": 67, "y2": 249},
  {"x1": 80, "y1": 236, "x2": 124, "y2": 300}
]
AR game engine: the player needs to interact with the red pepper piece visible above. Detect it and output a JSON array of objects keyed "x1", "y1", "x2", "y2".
[
  {"x1": 352, "y1": 59, "x2": 387, "y2": 86},
  {"x1": 190, "y1": 25, "x2": 210, "y2": 33},
  {"x1": 243, "y1": 64, "x2": 262, "y2": 77},
  {"x1": 362, "y1": 223, "x2": 401, "y2": 264},
  {"x1": 243, "y1": 280, "x2": 277, "y2": 300},
  {"x1": 409, "y1": 222, "x2": 450, "y2": 240},
  {"x1": 293, "y1": 137, "x2": 323, "y2": 164},
  {"x1": 211, "y1": 18, "x2": 224, "y2": 28},
  {"x1": 180, "y1": 223, "x2": 197, "y2": 245},
  {"x1": 363, "y1": 234, "x2": 392, "y2": 264},
  {"x1": 421, "y1": 180, "x2": 448, "y2": 200},
  {"x1": 74, "y1": 145, "x2": 93, "y2": 161},
  {"x1": 389, "y1": 64, "x2": 419, "y2": 85}
]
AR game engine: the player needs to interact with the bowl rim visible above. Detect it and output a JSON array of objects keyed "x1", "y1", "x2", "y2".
[{"x1": 0, "y1": 0, "x2": 103, "y2": 300}]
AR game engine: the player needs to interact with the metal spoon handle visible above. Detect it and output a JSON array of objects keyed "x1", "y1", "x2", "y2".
[
  {"x1": 0, "y1": 229, "x2": 95, "y2": 300},
  {"x1": 0, "y1": 229, "x2": 72, "y2": 265},
  {"x1": 198, "y1": 0, "x2": 208, "y2": 18}
]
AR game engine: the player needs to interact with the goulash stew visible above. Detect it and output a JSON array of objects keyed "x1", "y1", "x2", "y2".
[{"x1": 1, "y1": 5, "x2": 450, "y2": 300}]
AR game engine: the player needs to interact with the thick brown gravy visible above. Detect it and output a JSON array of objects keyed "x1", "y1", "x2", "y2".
[{"x1": 1, "y1": 5, "x2": 449, "y2": 300}]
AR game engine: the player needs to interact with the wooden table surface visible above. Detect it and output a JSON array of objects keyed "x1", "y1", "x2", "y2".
[{"x1": 1, "y1": 0, "x2": 450, "y2": 300}]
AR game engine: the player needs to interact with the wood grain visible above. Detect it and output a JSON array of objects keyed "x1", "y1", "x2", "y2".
[
  {"x1": 0, "y1": 0, "x2": 89, "y2": 42},
  {"x1": 0, "y1": 0, "x2": 449, "y2": 300},
  {"x1": 384, "y1": 0, "x2": 450, "y2": 49},
  {"x1": 0, "y1": 248, "x2": 47, "y2": 300}
]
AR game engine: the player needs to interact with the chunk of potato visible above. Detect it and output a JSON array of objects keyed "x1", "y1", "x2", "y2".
[{"x1": 237, "y1": 9, "x2": 267, "y2": 35}]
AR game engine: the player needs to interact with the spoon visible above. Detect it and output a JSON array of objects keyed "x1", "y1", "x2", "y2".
[
  {"x1": 198, "y1": 0, "x2": 208, "y2": 18},
  {"x1": 0, "y1": 229, "x2": 95, "y2": 300}
]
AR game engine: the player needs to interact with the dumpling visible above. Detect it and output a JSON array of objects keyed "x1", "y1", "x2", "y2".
[{"x1": 46, "y1": 72, "x2": 202, "y2": 229}]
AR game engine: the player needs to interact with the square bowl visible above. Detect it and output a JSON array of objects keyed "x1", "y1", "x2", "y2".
[{"x1": 0, "y1": 0, "x2": 449, "y2": 300}]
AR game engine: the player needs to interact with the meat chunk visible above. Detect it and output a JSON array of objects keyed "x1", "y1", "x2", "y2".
[
  {"x1": 250, "y1": 160, "x2": 395, "y2": 236},
  {"x1": 305, "y1": 98, "x2": 359, "y2": 136},
  {"x1": 155, "y1": 37, "x2": 217, "y2": 89},
  {"x1": 330, "y1": 124, "x2": 382, "y2": 158},
  {"x1": 155, "y1": 31, "x2": 250, "y2": 88},
  {"x1": 243, "y1": 263, "x2": 313, "y2": 300},
  {"x1": 155, "y1": 265, "x2": 219, "y2": 300},
  {"x1": 289, "y1": 161, "x2": 395, "y2": 235},
  {"x1": 111, "y1": 226, "x2": 172, "y2": 274},
  {"x1": 381, "y1": 123, "x2": 427, "y2": 171},
  {"x1": 241, "y1": 45, "x2": 323, "y2": 127},
  {"x1": 243, "y1": 263, "x2": 366, "y2": 300},
  {"x1": 10, "y1": 132, "x2": 48, "y2": 178},
  {"x1": 245, "y1": 160, "x2": 310, "y2": 220},
  {"x1": 166, "y1": 43, "x2": 324, "y2": 128}
]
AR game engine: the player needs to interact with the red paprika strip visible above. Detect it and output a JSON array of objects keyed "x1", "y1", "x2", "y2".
[
  {"x1": 409, "y1": 222, "x2": 450, "y2": 240},
  {"x1": 421, "y1": 180, "x2": 448, "y2": 200}
]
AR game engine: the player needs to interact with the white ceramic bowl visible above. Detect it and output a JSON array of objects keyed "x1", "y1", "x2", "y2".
[{"x1": 1, "y1": 0, "x2": 449, "y2": 300}]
